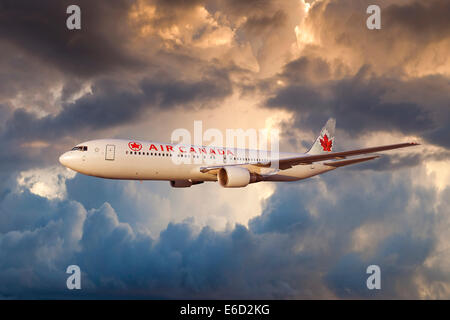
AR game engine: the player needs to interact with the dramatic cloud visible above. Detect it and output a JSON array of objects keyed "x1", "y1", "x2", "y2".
[
  {"x1": 1, "y1": 165, "x2": 447, "y2": 299},
  {"x1": 0, "y1": 0, "x2": 449, "y2": 299},
  {"x1": 267, "y1": 63, "x2": 450, "y2": 147},
  {"x1": 298, "y1": 0, "x2": 450, "y2": 76},
  {"x1": 263, "y1": 0, "x2": 450, "y2": 151},
  {"x1": 0, "y1": 0, "x2": 140, "y2": 77},
  {"x1": 4, "y1": 69, "x2": 232, "y2": 141}
]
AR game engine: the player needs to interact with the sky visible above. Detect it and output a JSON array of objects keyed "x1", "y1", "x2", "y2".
[{"x1": 0, "y1": 0, "x2": 449, "y2": 299}]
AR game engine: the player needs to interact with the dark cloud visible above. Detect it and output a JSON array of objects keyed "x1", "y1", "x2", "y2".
[
  {"x1": 348, "y1": 150, "x2": 450, "y2": 171},
  {"x1": 327, "y1": 233, "x2": 434, "y2": 299},
  {"x1": 0, "y1": 190, "x2": 86, "y2": 298},
  {"x1": 0, "y1": 165, "x2": 445, "y2": 298},
  {"x1": 0, "y1": 104, "x2": 11, "y2": 127},
  {"x1": 0, "y1": 0, "x2": 140, "y2": 77},
  {"x1": 241, "y1": 10, "x2": 286, "y2": 34},
  {"x1": 270, "y1": 0, "x2": 450, "y2": 157},
  {"x1": 0, "y1": 0, "x2": 448, "y2": 300},
  {"x1": 249, "y1": 187, "x2": 312, "y2": 234},
  {"x1": 3, "y1": 69, "x2": 231, "y2": 141},
  {"x1": 303, "y1": 0, "x2": 450, "y2": 74},
  {"x1": 266, "y1": 61, "x2": 449, "y2": 150},
  {"x1": 384, "y1": 0, "x2": 450, "y2": 41},
  {"x1": 281, "y1": 56, "x2": 332, "y2": 84},
  {"x1": 425, "y1": 126, "x2": 450, "y2": 150},
  {"x1": 325, "y1": 253, "x2": 374, "y2": 298},
  {"x1": 206, "y1": 0, "x2": 279, "y2": 24},
  {"x1": 0, "y1": 64, "x2": 232, "y2": 178},
  {"x1": 0, "y1": 1, "x2": 244, "y2": 177}
]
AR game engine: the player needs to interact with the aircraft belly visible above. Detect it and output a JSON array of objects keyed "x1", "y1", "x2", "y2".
[{"x1": 85, "y1": 156, "x2": 216, "y2": 181}]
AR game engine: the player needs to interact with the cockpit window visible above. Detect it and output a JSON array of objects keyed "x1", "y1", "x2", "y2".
[{"x1": 72, "y1": 146, "x2": 88, "y2": 151}]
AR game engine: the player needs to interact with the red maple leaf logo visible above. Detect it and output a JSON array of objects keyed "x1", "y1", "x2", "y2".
[
  {"x1": 320, "y1": 134, "x2": 332, "y2": 152},
  {"x1": 128, "y1": 141, "x2": 142, "y2": 152}
]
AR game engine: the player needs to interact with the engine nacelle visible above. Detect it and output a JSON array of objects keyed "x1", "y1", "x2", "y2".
[{"x1": 218, "y1": 167, "x2": 254, "y2": 188}]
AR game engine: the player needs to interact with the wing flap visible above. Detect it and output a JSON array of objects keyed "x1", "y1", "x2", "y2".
[
  {"x1": 200, "y1": 162, "x2": 270, "y2": 174},
  {"x1": 324, "y1": 155, "x2": 379, "y2": 168}
]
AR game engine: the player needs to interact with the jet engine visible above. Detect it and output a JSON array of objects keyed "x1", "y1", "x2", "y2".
[{"x1": 218, "y1": 167, "x2": 262, "y2": 188}]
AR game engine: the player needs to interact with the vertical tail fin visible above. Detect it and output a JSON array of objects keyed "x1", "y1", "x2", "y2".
[{"x1": 307, "y1": 118, "x2": 336, "y2": 155}]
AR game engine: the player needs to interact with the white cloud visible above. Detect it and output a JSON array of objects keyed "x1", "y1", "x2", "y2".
[
  {"x1": 121, "y1": 179, "x2": 275, "y2": 236},
  {"x1": 17, "y1": 166, "x2": 76, "y2": 201}
]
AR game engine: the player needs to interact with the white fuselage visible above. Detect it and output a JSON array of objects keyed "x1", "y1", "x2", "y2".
[{"x1": 59, "y1": 139, "x2": 335, "y2": 184}]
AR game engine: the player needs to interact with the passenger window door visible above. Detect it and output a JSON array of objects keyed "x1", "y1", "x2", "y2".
[{"x1": 105, "y1": 145, "x2": 115, "y2": 161}]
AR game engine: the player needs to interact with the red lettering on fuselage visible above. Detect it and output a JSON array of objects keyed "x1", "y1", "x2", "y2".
[{"x1": 148, "y1": 143, "x2": 235, "y2": 155}]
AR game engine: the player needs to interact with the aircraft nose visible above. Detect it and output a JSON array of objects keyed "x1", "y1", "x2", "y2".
[{"x1": 59, "y1": 152, "x2": 71, "y2": 167}]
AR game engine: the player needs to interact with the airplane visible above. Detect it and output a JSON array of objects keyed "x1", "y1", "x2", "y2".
[{"x1": 59, "y1": 118, "x2": 419, "y2": 188}]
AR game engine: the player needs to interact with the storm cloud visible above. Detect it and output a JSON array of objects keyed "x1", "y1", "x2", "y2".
[
  {"x1": 261, "y1": 0, "x2": 450, "y2": 152},
  {"x1": 0, "y1": 166, "x2": 447, "y2": 299},
  {"x1": 0, "y1": 0, "x2": 449, "y2": 299},
  {"x1": 267, "y1": 63, "x2": 449, "y2": 147},
  {"x1": 0, "y1": 0, "x2": 140, "y2": 77}
]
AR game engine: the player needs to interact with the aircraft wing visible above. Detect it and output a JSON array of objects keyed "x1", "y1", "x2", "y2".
[
  {"x1": 274, "y1": 142, "x2": 419, "y2": 170},
  {"x1": 200, "y1": 162, "x2": 271, "y2": 175},
  {"x1": 199, "y1": 142, "x2": 419, "y2": 173}
]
